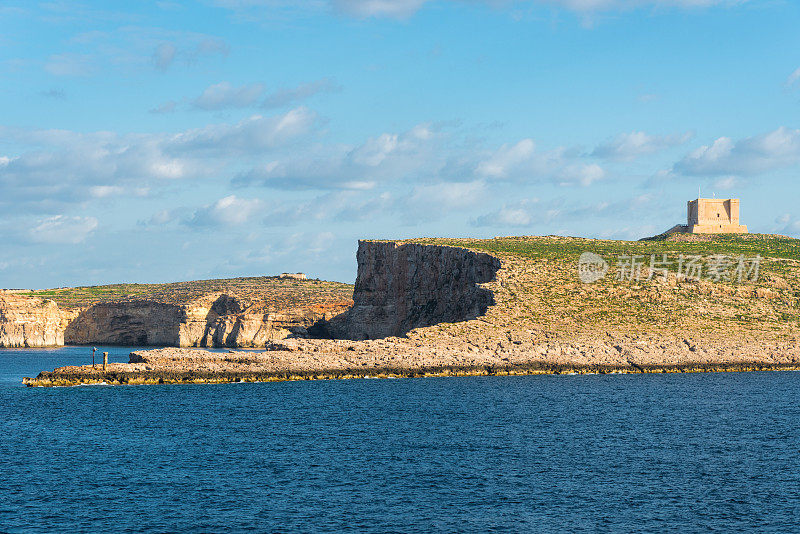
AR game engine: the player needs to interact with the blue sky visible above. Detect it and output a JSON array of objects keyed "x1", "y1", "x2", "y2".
[{"x1": 1, "y1": 0, "x2": 799, "y2": 288}]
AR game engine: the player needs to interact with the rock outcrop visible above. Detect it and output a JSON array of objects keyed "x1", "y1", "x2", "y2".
[
  {"x1": 2, "y1": 278, "x2": 352, "y2": 348},
  {"x1": 2, "y1": 242, "x2": 500, "y2": 347},
  {"x1": 177, "y1": 293, "x2": 343, "y2": 347},
  {"x1": 63, "y1": 293, "x2": 347, "y2": 347},
  {"x1": 0, "y1": 294, "x2": 64, "y2": 347},
  {"x1": 332, "y1": 240, "x2": 501, "y2": 339},
  {"x1": 65, "y1": 300, "x2": 183, "y2": 346}
]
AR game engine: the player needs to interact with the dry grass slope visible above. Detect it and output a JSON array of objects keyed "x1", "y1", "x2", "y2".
[{"x1": 401, "y1": 234, "x2": 800, "y2": 342}]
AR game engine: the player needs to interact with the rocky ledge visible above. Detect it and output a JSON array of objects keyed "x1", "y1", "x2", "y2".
[{"x1": 22, "y1": 334, "x2": 800, "y2": 387}]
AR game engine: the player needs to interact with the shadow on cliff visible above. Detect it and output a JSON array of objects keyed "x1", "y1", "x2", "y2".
[
  {"x1": 313, "y1": 241, "x2": 502, "y2": 341},
  {"x1": 64, "y1": 300, "x2": 182, "y2": 346},
  {"x1": 197, "y1": 294, "x2": 246, "y2": 347}
]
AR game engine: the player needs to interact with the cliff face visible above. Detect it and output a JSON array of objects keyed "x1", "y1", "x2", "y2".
[
  {"x1": 62, "y1": 293, "x2": 345, "y2": 347},
  {"x1": 335, "y1": 240, "x2": 501, "y2": 339},
  {"x1": 0, "y1": 294, "x2": 64, "y2": 347},
  {"x1": 177, "y1": 293, "x2": 340, "y2": 347},
  {"x1": 65, "y1": 301, "x2": 183, "y2": 346},
  {"x1": 3, "y1": 241, "x2": 505, "y2": 347}
]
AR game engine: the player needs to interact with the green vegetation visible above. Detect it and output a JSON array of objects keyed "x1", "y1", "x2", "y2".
[
  {"x1": 404, "y1": 234, "x2": 800, "y2": 339},
  {"x1": 20, "y1": 276, "x2": 354, "y2": 309},
  {"x1": 414, "y1": 233, "x2": 800, "y2": 263}
]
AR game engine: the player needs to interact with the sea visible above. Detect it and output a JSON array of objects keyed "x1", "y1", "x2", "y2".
[{"x1": 2, "y1": 346, "x2": 800, "y2": 533}]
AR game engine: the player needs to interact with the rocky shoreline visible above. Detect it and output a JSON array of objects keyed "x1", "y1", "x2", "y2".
[
  {"x1": 19, "y1": 234, "x2": 800, "y2": 387},
  {"x1": 23, "y1": 364, "x2": 800, "y2": 387},
  {"x1": 22, "y1": 333, "x2": 800, "y2": 386}
]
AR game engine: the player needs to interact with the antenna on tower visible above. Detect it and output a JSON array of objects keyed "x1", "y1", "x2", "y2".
[{"x1": 698, "y1": 185, "x2": 701, "y2": 199}]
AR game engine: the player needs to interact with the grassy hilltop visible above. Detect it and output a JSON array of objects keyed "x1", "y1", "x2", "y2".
[
  {"x1": 404, "y1": 234, "x2": 800, "y2": 342},
  {"x1": 18, "y1": 276, "x2": 354, "y2": 311}
]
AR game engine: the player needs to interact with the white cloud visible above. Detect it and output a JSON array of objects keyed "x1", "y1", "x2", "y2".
[
  {"x1": 713, "y1": 176, "x2": 737, "y2": 190},
  {"x1": 406, "y1": 180, "x2": 486, "y2": 209},
  {"x1": 473, "y1": 199, "x2": 547, "y2": 227},
  {"x1": 538, "y1": 0, "x2": 744, "y2": 11},
  {"x1": 169, "y1": 107, "x2": 317, "y2": 154},
  {"x1": 0, "y1": 107, "x2": 317, "y2": 214},
  {"x1": 40, "y1": 88, "x2": 66, "y2": 99},
  {"x1": 333, "y1": 0, "x2": 427, "y2": 18},
  {"x1": 237, "y1": 122, "x2": 611, "y2": 192},
  {"x1": 787, "y1": 67, "x2": 800, "y2": 89},
  {"x1": 675, "y1": 127, "x2": 800, "y2": 176},
  {"x1": 774, "y1": 214, "x2": 800, "y2": 236},
  {"x1": 638, "y1": 93, "x2": 659, "y2": 103},
  {"x1": 44, "y1": 53, "x2": 94, "y2": 76},
  {"x1": 189, "y1": 195, "x2": 263, "y2": 226},
  {"x1": 236, "y1": 122, "x2": 442, "y2": 190},
  {"x1": 147, "y1": 209, "x2": 179, "y2": 226},
  {"x1": 89, "y1": 185, "x2": 125, "y2": 198},
  {"x1": 152, "y1": 43, "x2": 177, "y2": 71},
  {"x1": 192, "y1": 81, "x2": 265, "y2": 110},
  {"x1": 556, "y1": 163, "x2": 605, "y2": 186},
  {"x1": 30, "y1": 216, "x2": 98, "y2": 244},
  {"x1": 262, "y1": 78, "x2": 341, "y2": 109},
  {"x1": 152, "y1": 36, "x2": 228, "y2": 71},
  {"x1": 150, "y1": 100, "x2": 177, "y2": 114},
  {"x1": 476, "y1": 139, "x2": 603, "y2": 186},
  {"x1": 476, "y1": 139, "x2": 536, "y2": 179},
  {"x1": 227, "y1": 0, "x2": 749, "y2": 20},
  {"x1": 592, "y1": 131, "x2": 692, "y2": 160},
  {"x1": 40, "y1": 27, "x2": 229, "y2": 76},
  {"x1": 473, "y1": 197, "x2": 612, "y2": 229},
  {"x1": 473, "y1": 193, "x2": 655, "y2": 228}
]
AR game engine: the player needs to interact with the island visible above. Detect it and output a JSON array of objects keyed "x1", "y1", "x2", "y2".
[{"x1": 17, "y1": 232, "x2": 800, "y2": 386}]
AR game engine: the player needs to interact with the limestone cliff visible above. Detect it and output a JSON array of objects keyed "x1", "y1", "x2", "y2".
[
  {"x1": 63, "y1": 293, "x2": 348, "y2": 347},
  {"x1": 4, "y1": 277, "x2": 353, "y2": 348},
  {"x1": 65, "y1": 300, "x2": 183, "y2": 346},
  {"x1": 332, "y1": 240, "x2": 501, "y2": 339},
  {"x1": 0, "y1": 294, "x2": 64, "y2": 347},
  {"x1": 176, "y1": 293, "x2": 344, "y2": 347}
]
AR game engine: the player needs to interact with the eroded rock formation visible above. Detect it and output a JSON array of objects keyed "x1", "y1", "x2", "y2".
[
  {"x1": 65, "y1": 301, "x2": 183, "y2": 346},
  {"x1": 0, "y1": 294, "x2": 64, "y2": 347},
  {"x1": 2, "y1": 241, "x2": 501, "y2": 348},
  {"x1": 332, "y1": 240, "x2": 501, "y2": 339},
  {"x1": 62, "y1": 293, "x2": 348, "y2": 347},
  {"x1": 2, "y1": 282, "x2": 351, "y2": 348},
  {"x1": 177, "y1": 293, "x2": 343, "y2": 347}
]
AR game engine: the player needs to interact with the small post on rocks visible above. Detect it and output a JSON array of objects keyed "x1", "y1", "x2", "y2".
[
  {"x1": 103, "y1": 352, "x2": 108, "y2": 371},
  {"x1": 92, "y1": 347, "x2": 97, "y2": 368}
]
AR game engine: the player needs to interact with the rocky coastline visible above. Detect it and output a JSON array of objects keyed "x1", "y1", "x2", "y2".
[
  {"x1": 1, "y1": 277, "x2": 352, "y2": 349},
  {"x1": 22, "y1": 338, "x2": 800, "y2": 387},
  {"x1": 19, "y1": 234, "x2": 800, "y2": 387}
]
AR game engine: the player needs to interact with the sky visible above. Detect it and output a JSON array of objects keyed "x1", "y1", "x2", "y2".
[{"x1": 1, "y1": 0, "x2": 799, "y2": 288}]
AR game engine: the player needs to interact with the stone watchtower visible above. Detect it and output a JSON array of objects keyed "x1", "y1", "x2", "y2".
[
  {"x1": 686, "y1": 198, "x2": 747, "y2": 234},
  {"x1": 659, "y1": 197, "x2": 748, "y2": 236}
]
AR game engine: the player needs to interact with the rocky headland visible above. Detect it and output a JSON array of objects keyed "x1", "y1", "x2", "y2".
[{"x1": 21, "y1": 234, "x2": 800, "y2": 386}]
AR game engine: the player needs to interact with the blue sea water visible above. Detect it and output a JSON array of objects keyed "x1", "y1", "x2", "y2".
[{"x1": 2, "y1": 347, "x2": 800, "y2": 533}]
